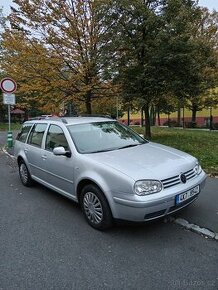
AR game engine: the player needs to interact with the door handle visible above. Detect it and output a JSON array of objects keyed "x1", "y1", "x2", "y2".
[{"x1": 41, "y1": 155, "x2": 47, "y2": 160}]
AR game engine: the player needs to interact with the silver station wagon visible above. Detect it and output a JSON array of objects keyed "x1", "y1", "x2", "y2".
[{"x1": 14, "y1": 117, "x2": 207, "y2": 230}]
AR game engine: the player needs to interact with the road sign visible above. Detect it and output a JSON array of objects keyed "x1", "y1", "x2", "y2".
[
  {"x1": 0, "y1": 78, "x2": 17, "y2": 93},
  {"x1": 3, "y1": 93, "x2": 16, "y2": 105}
]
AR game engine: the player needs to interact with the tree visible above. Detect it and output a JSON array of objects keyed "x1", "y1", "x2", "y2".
[
  {"x1": 100, "y1": 0, "x2": 218, "y2": 136},
  {"x1": 1, "y1": 31, "x2": 72, "y2": 113},
  {"x1": 1, "y1": 0, "x2": 114, "y2": 114},
  {"x1": 160, "y1": 4, "x2": 218, "y2": 124},
  {"x1": 154, "y1": 94, "x2": 178, "y2": 126},
  {"x1": 99, "y1": 0, "x2": 170, "y2": 138},
  {"x1": 186, "y1": 8, "x2": 218, "y2": 122}
]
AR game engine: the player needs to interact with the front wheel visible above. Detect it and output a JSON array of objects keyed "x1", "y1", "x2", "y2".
[
  {"x1": 80, "y1": 184, "x2": 113, "y2": 230},
  {"x1": 18, "y1": 160, "x2": 33, "y2": 186}
]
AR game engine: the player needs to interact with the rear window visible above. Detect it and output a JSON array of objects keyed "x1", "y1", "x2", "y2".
[
  {"x1": 16, "y1": 124, "x2": 33, "y2": 143},
  {"x1": 27, "y1": 123, "x2": 47, "y2": 147}
]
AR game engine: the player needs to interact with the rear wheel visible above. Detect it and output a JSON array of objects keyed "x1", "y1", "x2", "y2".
[
  {"x1": 18, "y1": 160, "x2": 33, "y2": 186},
  {"x1": 80, "y1": 184, "x2": 113, "y2": 230}
]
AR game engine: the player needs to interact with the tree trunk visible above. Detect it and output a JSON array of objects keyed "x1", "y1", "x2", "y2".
[
  {"x1": 177, "y1": 102, "x2": 181, "y2": 125},
  {"x1": 144, "y1": 104, "x2": 151, "y2": 139},
  {"x1": 182, "y1": 106, "x2": 185, "y2": 128},
  {"x1": 191, "y1": 107, "x2": 197, "y2": 123},
  {"x1": 85, "y1": 91, "x2": 92, "y2": 114},
  {"x1": 157, "y1": 107, "x2": 160, "y2": 126},
  {"x1": 141, "y1": 107, "x2": 144, "y2": 127},
  {"x1": 127, "y1": 108, "x2": 130, "y2": 125},
  {"x1": 150, "y1": 104, "x2": 155, "y2": 126}
]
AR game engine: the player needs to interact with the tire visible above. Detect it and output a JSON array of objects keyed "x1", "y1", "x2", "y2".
[
  {"x1": 80, "y1": 184, "x2": 113, "y2": 230},
  {"x1": 18, "y1": 160, "x2": 33, "y2": 187}
]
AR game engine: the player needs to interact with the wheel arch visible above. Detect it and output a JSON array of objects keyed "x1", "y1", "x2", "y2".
[
  {"x1": 17, "y1": 155, "x2": 32, "y2": 176},
  {"x1": 77, "y1": 179, "x2": 105, "y2": 203},
  {"x1": 77, "y1": 179, "x2": 114, "y2": 229},
  {"x1": 17, "y1": 155, "x2": 24, "y2": 165},
  {"x1": 76, "y1": 178, "x2": 115, "y2": 216}
]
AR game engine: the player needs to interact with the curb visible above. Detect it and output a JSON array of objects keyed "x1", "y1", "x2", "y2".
[
  {"x1": 172, "y1": 217, "x2": 218, "y2": 241},
  {"x1": 2, "y1": 146, "x2": 15, "y2": 159}
]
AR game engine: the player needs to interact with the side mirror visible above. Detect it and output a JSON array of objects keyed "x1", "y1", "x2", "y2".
[{"x1": 53, "y1": 146, "x2": 71, "y2": 158}]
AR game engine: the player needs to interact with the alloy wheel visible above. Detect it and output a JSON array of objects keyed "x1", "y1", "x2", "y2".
[{"x1": 83, "y1": 191, "x2": 103, "y2": 224}]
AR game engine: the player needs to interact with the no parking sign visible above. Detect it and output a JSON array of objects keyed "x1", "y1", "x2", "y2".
[{"x1": 0, "y1": 77, "x2": 17, "y2": 93}]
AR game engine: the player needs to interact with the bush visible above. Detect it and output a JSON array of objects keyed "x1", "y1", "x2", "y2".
[
  {"x1": 185, "y1": 122, "x2": 197, "y2": 128},
  {"x1": 134, "y1": 121, "x2": 140, "y2": 125},
  {"x1": 213, "y1": 123, "x2": 218, "y2": 130},
  {"x1": 163, "y1": 120, "x2": 181, "y2": 127}
]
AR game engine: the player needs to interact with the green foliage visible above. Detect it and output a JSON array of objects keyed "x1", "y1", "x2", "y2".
[
  {"x1": 0, "y1": 122, "x2": 21, "y2": 131},
  {"x1": 100, "y1": 0, "x2": 218, "y2": 137}
]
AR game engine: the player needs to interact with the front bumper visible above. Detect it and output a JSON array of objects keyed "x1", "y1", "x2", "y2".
[{"x1": 112, "y1": 171, "x2": 207, "y2": 222}]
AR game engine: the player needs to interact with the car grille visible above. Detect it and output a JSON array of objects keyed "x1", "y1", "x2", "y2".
[{"x1": 161, "y1": 168, "x2": 197, "y2": 189}]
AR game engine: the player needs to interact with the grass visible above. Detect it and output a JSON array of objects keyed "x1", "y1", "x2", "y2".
[
  {"x1": 132, "y1": 126, "x2": 218, "y2": 176},
  {"x1": 0, "y1": 123, "x2": 21, "y2": 131}
]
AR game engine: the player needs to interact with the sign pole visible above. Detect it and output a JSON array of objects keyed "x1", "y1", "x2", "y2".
[
  {"x1": 7, "y1": 104, "x2": 13, "y2": 148},
  {"x1": 0, "y1": 78, "x2": 17, "y2": 149},
  {"x1": 8, "y1": 104, "x2": 11, "y2": 131}
]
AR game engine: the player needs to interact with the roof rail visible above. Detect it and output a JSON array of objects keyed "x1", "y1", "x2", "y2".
[
  {"x1": 28, "y1": 115, "x2": 66, "y2": 123},
  {"x1": 60, "y1": 118, "x2": 68, "y2": 124}
]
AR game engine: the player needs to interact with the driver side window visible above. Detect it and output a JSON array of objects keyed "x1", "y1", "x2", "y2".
[{"x1": 45, "y1": 125, "x2": 69, "y2": 151}]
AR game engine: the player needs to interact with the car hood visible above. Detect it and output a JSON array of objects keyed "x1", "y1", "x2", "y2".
[{"x1": 85, "y1": 142, "x2": 196, "y2": 181}]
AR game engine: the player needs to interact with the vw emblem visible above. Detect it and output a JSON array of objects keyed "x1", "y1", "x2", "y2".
[{"x1": 180, "y1": 173, "x2": 187, "y2": 184}]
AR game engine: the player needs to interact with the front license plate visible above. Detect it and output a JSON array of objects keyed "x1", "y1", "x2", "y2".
[{"x1": 175, "y1": 185, "x2": 200, "y2": 205}]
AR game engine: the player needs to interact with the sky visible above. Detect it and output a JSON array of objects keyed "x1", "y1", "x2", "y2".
[{"x1": 1, "y1": 0, "x2": 218, "y2": 16}]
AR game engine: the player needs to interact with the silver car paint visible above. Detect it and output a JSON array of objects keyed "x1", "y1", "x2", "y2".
[{"x1": 14, "y1": 117, "x2": 207, "y2": 222}]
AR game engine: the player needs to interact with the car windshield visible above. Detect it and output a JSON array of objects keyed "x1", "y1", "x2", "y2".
[{"x1": 67, "y1": 121, "x2": 147, "y2": 153}]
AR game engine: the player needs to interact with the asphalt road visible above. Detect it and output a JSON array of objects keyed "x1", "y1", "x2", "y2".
[{"x1": 0, "y1": 131, "x2": 217, "y2": 289}]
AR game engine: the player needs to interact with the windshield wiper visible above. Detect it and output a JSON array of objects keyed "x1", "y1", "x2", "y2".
[
  {"x1": 87, "y1": 143, "x2": 146, "y2": 153},
  {"x1": 117, "y1": 144, "x2": 139, "y2": 150},
  {"x1": 88, "y1": 148, "x2": 116, "y2": 153}
]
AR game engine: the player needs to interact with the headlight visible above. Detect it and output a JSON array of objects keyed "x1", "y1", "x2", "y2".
[
  {"x1": 134, "y1": 180, "x2": 162, "y2": 196},
  {"x1": 194, "y1": 162, "x2": 202, "y2": 175}
]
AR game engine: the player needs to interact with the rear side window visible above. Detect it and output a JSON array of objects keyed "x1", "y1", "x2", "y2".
[
  {"x1": 16, "y1": 124, "x2": 33, "y2": 143},
  {"x1": 27, "y1": 123, "x2": 47, "y2": 147}
]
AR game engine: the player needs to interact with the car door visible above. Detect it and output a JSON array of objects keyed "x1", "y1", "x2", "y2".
[
  {"x1": 43, "y1": 124, "x2": 75, "y2": 196},
  {"x1": 25, "y1": 123, "x2": 48, "y2": 181}
]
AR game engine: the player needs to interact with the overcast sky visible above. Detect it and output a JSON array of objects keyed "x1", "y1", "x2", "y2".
[{"x1": 1, "y1": 0, "x2": 218, "y2": 16}]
